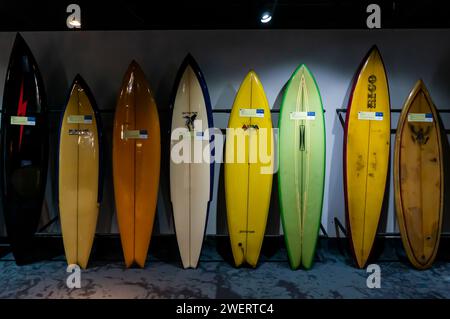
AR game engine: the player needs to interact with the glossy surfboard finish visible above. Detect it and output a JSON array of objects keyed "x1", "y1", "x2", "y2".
[
  {"x1": 225, "y1": 71, "x2": 274, "y2": 268},
  {"x1": 58, "y1": 75, "x2": 101, "y2": 269},
  {"x1": 278, "y1": 65, "x2": 326, "y2": 270},
  {"x1": 170, "y1": 55, "x2": 214, "y2": 269},
  {"x1": 394, "y1": 80, "x2": 444, "y2": 269},
  {"x1": 344, "y1": 46, "x2": 390, "y2": 269},
  {"x1": 113, "y1": 61, "x2": 161, "y2": 268},
  {"x1": 1, "y1": 33, "x2": 48, "y2": 265}
]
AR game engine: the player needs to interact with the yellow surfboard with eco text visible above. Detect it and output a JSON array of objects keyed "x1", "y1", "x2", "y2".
[{"x1": 344, "y1": 46, "x2": 391, "y2": 269}]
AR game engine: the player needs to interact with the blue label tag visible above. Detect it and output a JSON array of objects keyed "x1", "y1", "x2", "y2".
[
  {"x1": 375, "y1": 112, "x2": 383, "y2": 117},
  {"x1": 256, "y1": 109, "x2": 264, "y2": 114},
  {"x1": 307, "y1": 112, "x2": 316, "y2": 116},
  {"x1": 425, "y1": 113, "x2": 432, "y2": 119},
  {"x1": 84, "y1": 115, "x2": 93, "y2": 121}
]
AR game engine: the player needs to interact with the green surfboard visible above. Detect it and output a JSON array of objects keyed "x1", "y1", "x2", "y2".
[{"x1": 278, "y1": 64, "x2": 326, "y2": 269}]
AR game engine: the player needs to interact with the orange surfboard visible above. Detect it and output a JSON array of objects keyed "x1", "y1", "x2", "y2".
[
  {"x1": 113, "y1": 61, "x2": 161, "y2": 268},
  {"x1": 394, "y1": 80, "x2": 444, "y2": 269}
]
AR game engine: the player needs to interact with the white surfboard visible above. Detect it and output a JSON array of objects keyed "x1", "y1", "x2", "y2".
[{"x1": 170, "y1": 54, "x2": 214, "y2": 269}]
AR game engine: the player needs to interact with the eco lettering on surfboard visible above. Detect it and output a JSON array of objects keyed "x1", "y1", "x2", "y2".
[
  {"x1": 10, "y1": 116, "x2": 36, "y2": 126},
  {"x1": 367, "y1": 75, "x2": 377, "y2": 108},
  {"x1": 239, "y1": 108, "x2": 264, "y2": 118}
]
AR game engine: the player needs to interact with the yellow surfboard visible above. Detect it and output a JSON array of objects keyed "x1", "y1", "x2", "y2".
[
  {"x1": 59, "y1": 75, "x2": 100, "y2": 269},
  {"x1": 344, "y1": 46, "x2": 391, "y2": 269},
  {"x1": 113, "y1": 61, "x2": 161, "y2": 268},
  {"x1": 225, "y1": 71, "x2": 274, "y2": 267}
]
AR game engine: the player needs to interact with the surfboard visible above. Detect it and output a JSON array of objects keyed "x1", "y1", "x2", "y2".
[
  {"x1": 225, "y1": 70, "x2": 274, "y2": 268},
  {"x1": 394, "y1": 80, "x2": 444, "y2": 269},
  {"x1": 344, "y1": 46, "x2": 390, "y2": 269},
  {"x1": 0, "y1": 33, "x2": 48, "y2": 265},
  {"x1": 58, "y1": 75, "x2": 101, "y2": 269},
  {"x1": 170, "y1": 54, "x2": 214, "y2": 269},
  {"x1": 278, "y1": 65, "x2": 326, "y2": 270},
  {"x1": 113, "y1": 61, "x2": 161, "y2": 268}
]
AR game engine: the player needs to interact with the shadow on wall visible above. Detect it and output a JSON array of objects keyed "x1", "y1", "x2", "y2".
[
  {"x1": 326, "y1": 70, "x2": 354, "y2": 237},
  {"x1": 97, "y1": 113, "x2": 115, "y2": 233},
  {"x1": 38, "y1": 44, "x2": 69, "y2": 234},
  {"x1": 439, "y1": 115, "x2": 450, "y2": 234},
  {"x1": 327, "y1": 113, "x2": 345, "y2": 237},
  {"x1": 215, "y1": 84, "x2": 237, "y2": 235},
  {"x1": 431, "y1": 46, "x2": 450, "y2": 105},
  {"x1": 156, "y1": 101, "x2": 173, "y2": 234},
  {"x1": 433, "y1": 47, "x2": 450, "y2": 235},
  {"x1": 266, "y1": 82, "x2": 287, "y2": 235}
]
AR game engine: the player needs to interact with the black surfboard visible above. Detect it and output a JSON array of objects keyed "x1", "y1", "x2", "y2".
[{"x1": 1, "y1": 33, "x2": 48, "y2": 264}]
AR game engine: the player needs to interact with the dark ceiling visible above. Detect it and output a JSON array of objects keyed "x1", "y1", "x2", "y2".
[{"x1": 0, "y1": 0, "x2": 448, "y2": 31}]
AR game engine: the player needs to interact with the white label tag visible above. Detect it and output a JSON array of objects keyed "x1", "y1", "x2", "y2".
[
  {"x1": 239, "y1": 108, "x2": 264, "y2": 118},
  {"x1": 68, "y1": 115, "x2": 93, "y2": 124},
  {"x1": 10, "y1": 116, "x2": 36, "y2": 126},
  {"x1": 290, "y1": 111, "x2": 316, "y2": 120},
  {"x1": 358, "y1": 111, "x2": 383, "y2": 121},
  {"x1": 407, "y1": 113, "x2": 433, "y2": 123},
  {"x1": 123, "y1": 130, "x2": 148, "y2": 139}
]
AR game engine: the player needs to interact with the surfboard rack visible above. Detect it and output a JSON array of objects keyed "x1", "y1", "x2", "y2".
[
  {"x1": 38, "y1": 216, "x2": 59, "y2": 233},
  {"x1": 47, "y1": 108, "x2": 325, "y2": 115},
  {"x1": 335, "y1": 107, "x2": 450, "y2": 243},
  {"x1": 320, "y1": 224, "x2": 329, "y2": 237},
  {"x1": 336, "y1": 108, "x2": 450, "y2": 134}
]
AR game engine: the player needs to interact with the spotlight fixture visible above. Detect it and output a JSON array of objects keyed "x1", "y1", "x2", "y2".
[{"x1": 260, "y1": 12, "x2": 272, "y2": 24}]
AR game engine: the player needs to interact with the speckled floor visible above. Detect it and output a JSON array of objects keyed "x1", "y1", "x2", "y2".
[{"x1": 0, "y1": 237, "x2": 449, "y2": 299}]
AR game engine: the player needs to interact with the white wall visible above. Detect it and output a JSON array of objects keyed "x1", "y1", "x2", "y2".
[{"x1": 0, "y1": 29, "x2": 449, "y2": 237}]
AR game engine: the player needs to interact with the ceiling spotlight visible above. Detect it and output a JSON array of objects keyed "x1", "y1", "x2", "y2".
[{"x1": 260, "y1": 12, "x2": 272, "y2": 24}]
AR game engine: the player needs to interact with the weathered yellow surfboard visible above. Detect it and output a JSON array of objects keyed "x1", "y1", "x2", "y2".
[
  {"x1": 225, "y1": 71, "x2": 274, "y2": 267},
  {"x1": 344, "y1": 46, "x2": 391, "y2": 269},
  {"x1": 59, "y1": 75, "x2": 100, "y2": 269},
  {"x1": 394, "y1": 80, "x2": 444, "y2": 269}
]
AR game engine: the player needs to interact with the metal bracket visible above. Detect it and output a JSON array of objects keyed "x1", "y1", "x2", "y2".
[{"x1": 336, "y1": 108, "x2": 450, "y2": 134}]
